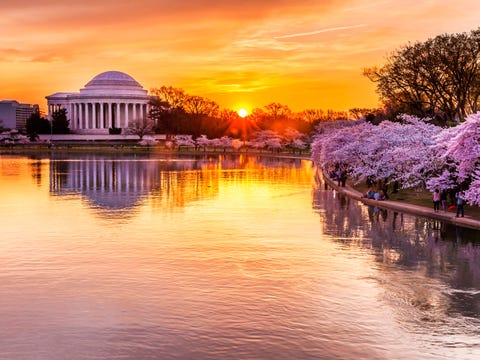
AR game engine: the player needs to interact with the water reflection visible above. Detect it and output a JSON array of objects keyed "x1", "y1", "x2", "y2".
[
  {"x1": 314, "y1": 173, "x2": 480, "y2": 341},
  {"x1": 48, "y1": 154, "x2": 311, "y2": 214},
  {"x1": 2, "y1": 154, "x2": 480, "y2": 359}
]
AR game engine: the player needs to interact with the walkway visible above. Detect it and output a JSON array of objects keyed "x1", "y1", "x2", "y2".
[{"x1": 321, "y1": 171, "x2": 480, "y2": 230}]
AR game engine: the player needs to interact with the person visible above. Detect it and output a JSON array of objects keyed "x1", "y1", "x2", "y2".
[
  {"x1": 455, "y1": 192, "x2": 465, "y2": 217},
  {"x1": 381, "y1": 183, "x2": 389, "y2": 200},
  {"x1": 363, "y1": 188, "x2": 375, "y2": 199},
  {"x1": 433, "y1": 189, "x2": 441, "y2": 212},
  {"x1": 440, "y1": 189, "x2": 447, "y2": 211},
  {"x1": 340, "y1": 171, "x2": 347, "y2": 187},
  {"x1": 336, "y1": 168, "x2": 343, "y2": 187}
]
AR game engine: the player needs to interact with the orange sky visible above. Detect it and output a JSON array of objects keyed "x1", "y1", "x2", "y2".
[{"x1": 1, "y1": 0, "x2": 480, "y2": 113}]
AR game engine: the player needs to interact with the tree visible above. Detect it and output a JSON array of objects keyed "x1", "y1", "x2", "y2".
[
  {"x1": 196, "y1": 134, "x2": 211, "y2": 151},
  {"x1": 127, "y1": 118, "x2": 155, "y2": 140},
  {"x1": 311, "y1": 115, "x2": 442, "y2": 188},
  {"x1": 150, "y1": 86, "x2": 187, "y2": 109},
  {"x1": 184, "y1": 95, "x2": 219, "y2": 118},
  {"x1": 427, "y1": 113, "x2": 480, "y2": 204},
  {"x1": 26, "y1": 108, "x2": 51, "y2": 137},
  {"x1": 283, "y1": 127, "x2": 307, "y2": 153},
  {"x1": 250, "y1": 130, "x2": 283, "y2": 152},
  {"x1": 175, "y1": 134, "x2": 195, "y2": 150},
  {"x1": 51, "y1": 108, "x2": 70, "y2": 134},
  {"x1": 298, "y1": 109, "x2": 326, "y2": 123},
  {"x1": 364, "y1": 28, "x2": 480, "y2": 125}
]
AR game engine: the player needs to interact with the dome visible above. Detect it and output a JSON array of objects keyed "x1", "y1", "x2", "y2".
[
  {"x1": 84, "y1": 71, "x2": 142, "y2": 88},
  {"x1": 80, "y1": 70, "x2": 147, "y2": 96}
]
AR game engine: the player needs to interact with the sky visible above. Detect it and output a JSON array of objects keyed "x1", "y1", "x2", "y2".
[{"x1": 1, "y1": 0, "x2": 480, "y2": 114}]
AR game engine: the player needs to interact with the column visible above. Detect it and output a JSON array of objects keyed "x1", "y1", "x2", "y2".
[
  {"x1": 71, "y1": 104, "x2": 76, "y2": 130},
  {"x1": 68, "y1": 104, "x2": 74, "y2": 130},
  {"x1": 93, "y1": 103, "x2": 97, "y2": 129},
  {"x1": 89, "y1": 103, "x2": 93, "y2": 129},
  {"x1": 113, "y1": 103, "x2": 118, "y2": 128},
  {"x1": 123, "y1": 103, "x2": 128, "y2": 128},
  {"x1": 118, "y1": 103, "x2": 122, "y2": 128},
  {"x1": 108, "y1": 103, "x2": 112, "y2": 128},
  {"x1": 79, "y1": 103, "x2": 84, "y2": 130},
  {"x1": 92, "y1": 103, "x2": 96, "y2": 129},
  {"x1": 124, "y1": 103, "x2": 129, "y2": 128},
  {"x1": 100, "y1": 103, "x2": 105, "y2": 129},
  {"x1": 95, "y1": 103, "x2": 100, "y2": 129},
  {"x1": 84, "y1": 103, "x2": 88, "y2": 129},
  {"x1": 89, "y1": 102, "x2": 93, "y2": 129}
]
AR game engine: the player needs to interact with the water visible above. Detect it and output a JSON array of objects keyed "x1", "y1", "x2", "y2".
[{"x1": 1, "y1": 153, "x2": 479, "y2": 359}]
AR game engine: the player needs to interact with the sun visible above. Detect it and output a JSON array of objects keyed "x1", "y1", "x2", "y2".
[{"x1": 237, "y1": 108, "x2": 248, "y2": 118}]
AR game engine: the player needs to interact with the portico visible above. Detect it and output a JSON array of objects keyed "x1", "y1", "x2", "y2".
[{"x1": 46, "y1": 71, "x2": 151, "y2": 134}]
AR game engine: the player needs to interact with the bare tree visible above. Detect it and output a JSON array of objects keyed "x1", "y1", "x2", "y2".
[
  {"x1": 150, "y1": 86, "x2": 187, "y2": 109},
  {"x1": 184, "y1": 95, "x2": 219, "y2": 118},
  {"x1": 364, "y1": 28, "x2": 480, "y2": 124},
  {"x1": 127, "y1": 118, "x2": 155, "y2": 140}
]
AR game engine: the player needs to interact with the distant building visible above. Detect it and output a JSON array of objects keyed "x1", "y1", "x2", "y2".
[
  {"x1": 0, "y1": 100, "x2": 39, "y2": 131},
  {"x1": 46, "y1": 71, "x2": 152, "y2": 135}
]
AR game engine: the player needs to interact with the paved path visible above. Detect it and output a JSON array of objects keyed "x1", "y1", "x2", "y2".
[{"x1": 321, "y1": 172, "x2": 480, "y2": 230}]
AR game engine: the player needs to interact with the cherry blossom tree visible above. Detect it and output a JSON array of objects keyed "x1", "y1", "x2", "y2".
[
  {"x1": 175, "y1": 135, "x2": 195, "y2": 150},
  {"x1": 231, "y1": 138, "x2": 243, "y2": 150},
  {"x1": 138, "y1": 136, "x2": 158, "y2": 146},
  {"x1": 214, "y1": 136, "x2": 233, "y2": 152},
  {"x1": 196, "y1": 135, "x2": 211, "y2": 152},
  {"x1": 427, "y1": 113, "x2": 480, "y2": 204},
  {"x1": 283, "y1": 127, "x2": 307, "y2": 153},
  {"x1": 312, "y1": 113, "x2": 480, "y2": 205},
  {"x1": 250, "y1": 130, "x2": 283, "y2": 152},
  {"x1": 311, "y1": 116, "x2": 441, "y2": 187}
]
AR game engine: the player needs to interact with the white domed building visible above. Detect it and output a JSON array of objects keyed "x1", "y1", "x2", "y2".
[{"x1": 46, "y1": 71, "x2": 151, "y2": 134}]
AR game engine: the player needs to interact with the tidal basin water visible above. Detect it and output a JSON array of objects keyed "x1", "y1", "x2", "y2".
[{"x1": 1, "y1": 153, "x2": 480, "y2": 360}]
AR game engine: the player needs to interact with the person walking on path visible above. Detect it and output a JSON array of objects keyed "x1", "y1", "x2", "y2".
[
  {"x1": 440, "y1": 189, "x2": 448, "y2": 211},
  {"x1": 433, "y1": 189, "x2": 441, "y2": 212},
  {"x1": 455, "y1": 192, "x2": 465, "y2": 217},
  {"x1": 336, "y1": 168, "x2": 343, "y2": 187}
]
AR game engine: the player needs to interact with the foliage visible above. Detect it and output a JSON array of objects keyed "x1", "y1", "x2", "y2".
[
  {"x1": 26, "y1": 109, "x2": 51, "y2": 135},
  {"x1": 149, "y1": 86, "x2": 223, "y2": 138},
  {"x1": 51, "y1": 108, "x2": 70, "y2": 134},
  {"x1": 149, "y1": 86, "x2": 343, "y2": 140},
  {"x1": 312, "y1": 113, "x2": 480, "y2": 205},
  {"x1": 427, "y1": 113, "x2": 480, "y2": 204},
  {"x1": 138, "y1": 136, "x2": 158, "y2": 146},
  {"x1": 364, "y1": 28, "x2": 480, "y2": 125},
  {"x1": 174, "y1": 134, "x2": 195, "y2": 149}
]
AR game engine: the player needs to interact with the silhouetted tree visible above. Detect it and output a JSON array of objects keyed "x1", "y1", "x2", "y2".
[
  {"x1": 26, "y1": 108, "x2": 51, "y2": 136},
  {"x1": 51, "y1": 108, "x2": 70, "y2": 134},
  {"x1": 364, "y1": 28, "x2": 480, "y2": 125}
]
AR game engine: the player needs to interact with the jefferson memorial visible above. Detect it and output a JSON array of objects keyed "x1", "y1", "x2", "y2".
[{"x1": 46, "y1": 71, "x2": 152, "y2": 134}]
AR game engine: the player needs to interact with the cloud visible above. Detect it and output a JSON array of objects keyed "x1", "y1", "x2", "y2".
[{"x1": 274, "y1": 24, "x2": 367, "y2": 39}]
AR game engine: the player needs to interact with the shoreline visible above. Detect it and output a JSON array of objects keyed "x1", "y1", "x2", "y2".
[
  {"x1": 320, "y1": 169, "x2": 480, "y2": 231},
  {"x1": 0, "y1": 143, "x2": 311, "y2": 160}
]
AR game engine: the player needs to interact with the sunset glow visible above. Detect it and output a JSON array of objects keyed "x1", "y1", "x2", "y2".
[
  {"x1": 238, "y1": 109, "x2": 248, "y2": 118},
  {"x1": 1, "y1": 0, "x2": 480, "y2": 113}
]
